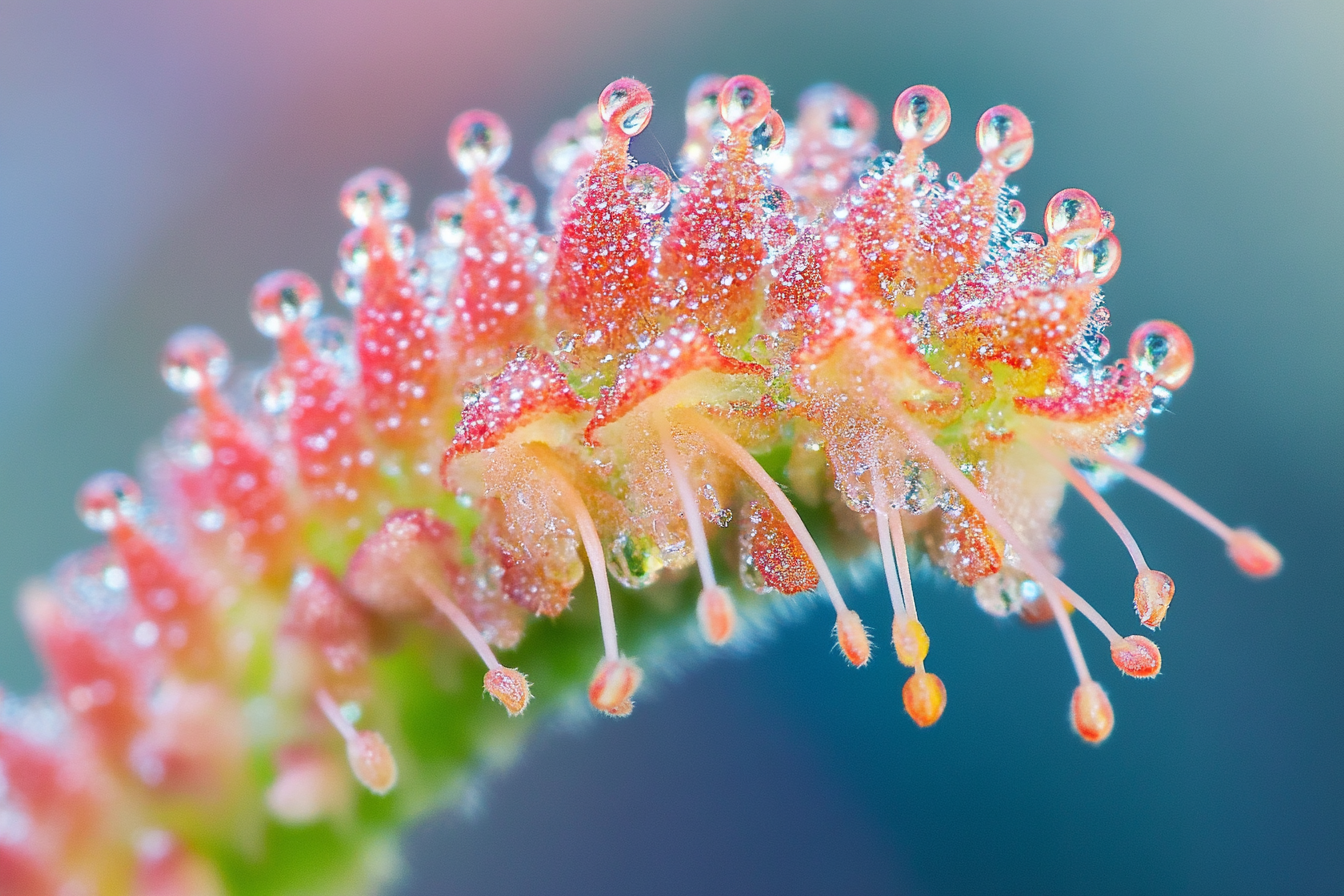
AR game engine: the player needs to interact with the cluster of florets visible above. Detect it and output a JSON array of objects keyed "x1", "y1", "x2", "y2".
[{"x1": 0, "y1": 75, "x2": 1280, "y2": 895}]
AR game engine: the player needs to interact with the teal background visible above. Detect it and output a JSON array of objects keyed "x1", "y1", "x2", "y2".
[{"x1": 1, "y1": 1, "x2": 1340, "y2": 893}]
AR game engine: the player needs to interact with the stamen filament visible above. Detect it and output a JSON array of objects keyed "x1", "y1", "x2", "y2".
[
  {"x1": 316, "y1": 687, "x2": 398, "y2": 794},
  {"x1": 316, "y1": 688, "x2": 358, "y2": 742},
  {"x1": 874, "y1": 469, "x2": 929, "y2": 673},
  {"x1": 657, "y1": 418, "x2": 717, "y2": 590},
  {"x1": 870, "y1": 471, "x2": 906, "y2": 617},
  {"x1": 674, "y1": 409, "x2": 849, "y2": 617},
  {"x1": 1039, "y1": 448, "x2": 1149, "y2": 572},
  {"x1": 415, "y1": 576, "x2": 502, "y2": 670},
  {"x1": 1096, "y1": 454, "x2": 1231, "y2": 540},
  {"x1": 892, "y1": 413, "x2": 1123, "y2": 645},
  {"x1": 888, "y1": 499, "x2": 919, "y2": 624},
  {"x1": 1043, "y1": 587, "x2": 1092, "y2": 684},
  {"x1": 530, "y1": 446, "x2": 620, "y2": 661}
]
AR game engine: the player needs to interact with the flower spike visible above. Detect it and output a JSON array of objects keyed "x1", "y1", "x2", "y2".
[{"x1": 0, "y1": 74, "x2": 1281, "y2": 890}]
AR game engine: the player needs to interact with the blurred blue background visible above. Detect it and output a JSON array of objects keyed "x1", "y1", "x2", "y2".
[{"x1": 1, "y1": 0, "x2": 1340, "y2": 893}]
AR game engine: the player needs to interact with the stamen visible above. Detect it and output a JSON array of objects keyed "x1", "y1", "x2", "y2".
[
  {"x1": 1071, "y1": 680, "x2": 1114, "y2": 745},
  {"x1": 1043, "y1": 448, "x2": 1149, "y2": 571},
  {"x1": 416, "y1": 576, "x2": 531, "y2": 716},
  {"x1": 527, "y1": 446, "x2": 643, "y2": 714},
  {"x1": 316, "y1": 689, "x2": 397, "y2": 795},
  {"x1": 1096, "y1": 454, "x2": 1282, "y2": 578},
  {"x1": 892, "y1": 413, "x2": 1126, "y2": 647},
  {"x1": 870, "y1": 471, "x2": 905, "y2": 615},
  {"x1": 1037, "y1": 445, "x2": 1177, "y2": 628},
  {"x1": 898, "y1": 414, "x2": 1163, "y2": 684},
  {"x1": 871, "y1": 470, "x2": 928, "y2": 669},
  {"x1": 1042, "y1": 587, "x2": 1115, "y2": 744},
  {"x1": 902, "y1": 671, "x2": 947, "y2": 727},
  {"x1": 529, "y1": 447, "x2": 621, "y2": 661},
  {"x1": 588, "y1": 657, "x2": 643, "y2": 717},
  {"x1": 658, "y1": 418, "x2": 736, "y2": 645},
  {"x1": 1110, "y1": 634, "x2": 1162, "y2": 678},
  {"x1": 674, "y1": 409, "x2": 870, "y2": 667},
  {"x1": 1043, "y1": 587, "x2": 1093, "y2": 687}
]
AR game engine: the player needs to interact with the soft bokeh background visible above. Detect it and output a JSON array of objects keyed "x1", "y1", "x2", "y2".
[{"x1": 2, "y1": 0, "x2": 1341, "y2": 893}]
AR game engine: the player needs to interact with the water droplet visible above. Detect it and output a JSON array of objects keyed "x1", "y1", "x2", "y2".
[
  {"x1": 1128, "y1": 320, "x2": 1194, "y2": 390},
  {"x1": 685, "y1": 74, "x2": 727, "y2": 130},
  {"x1": 973, "y1": 569, "x2": 1035, "y2": 617},
  {"x1": 976, "y1": 105, "x2": 1033, "y2": 173},
  {"x1": 901, "y1": 461, "x2": 942, "y2": 514},
  {"x1": 332, "y1": 268, "x2": 363, "y2": 308},
  {"x1": 797, "y1": 83, "x2": 878, "y2": 150},
  {"x1": 1149, "y1": 384, "x2": 1172, "y2": 414},
  {"x1": 338, "y1": 228, "x2": 371, "y2": 276},
  {"x1": 161, "y1": 327, "x2": 230, "y2": 395},
  {"x1": 1044, "y1": 189, "x2": 1104, "y2": 249},
  {"x1": 624, "y1": 164, "x2": 672, "y2": 215},
  {"x1": 1077, "y1": 232, "x2": 1121, "y2": 283},
  {"x1": 163, "y1": 412, "x2": 212, "y2": 470},
  {"x1": 429, "y1": 193, "x2": 468, "y2": 247},
  {"x1": 339, "y1": 168, "x2": 410, "y2": 226},
  {"x1": 718, "y1": 75, "x2": 772, "y2": 132},
  {"x1": 761, "y1": 186, "x2": 795, "y2": 217},
  {"x1": 306, "y1": 316, "x2": 354, "y2": 370},
  {"x1": 54, "y1": 548, "x2": 130, "y2": 621},
  {"x1": 250, "y1": 270, "x2": 322, "y2": 339},
  {"x1": 498, "y1": 178, "x2": 537, "y2": 225},
  {"x1": 1003, "y1": 199, "x2": 1027, "y2": 229},
  {"x1": 386, "y1": 221, "x2": 415, "y2": 263},
  {"x1": 448, "y1": 110, "x2": 511, "y2": 176},
  {"x1": 534, "y1": 121, "x2": 585, "y2": 188},
  {"x1": 598, "y1": 78, "x2": 654, "y2": 137},
  {"x1": 77, "y1": 471, "x2": 143, "y2": 532},
  {"x1": 607, "y1": 533, "x2": 665, "y2": 589},
  {"x1": 255, "y1": 366, "x2": 296, "y2": 414},
  {"x1": 1077, "y1": 329, "x2": 1111, "y2": 364},
  {"x1": 1099, "y1": 209, "x2": 1116, "y2": 234},
  {"x1": 892, "y1": 85, "x2": 951, "y2": 147},
  {"x1": 750, "y1": 110, "x2": 787, "y2": 154},
  {"x1": 945, "y1": 171, "x2": 963, "y2": 190}
]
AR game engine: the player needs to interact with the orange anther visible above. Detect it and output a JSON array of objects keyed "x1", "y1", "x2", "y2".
[
  {"x1": 696, "y1": 585, "x2": 736, "y2": 646},
  {"x1": 1133, "y1": 569, "x2": 1176, "y2": 628},
  {"x1": 835, "y1": 609, "x2": 871, "y2": 667},
  {"x1": 589, "y1": 656, "x2": 643, "y2": 716},
  {"x1": 1110, "y1": 635, "x2": 1162, "y2": 678},
  {"x1": 1070, "y1": 681, "x2": 1114, "y2": 744},
  {"x1": 483, "y1": 668, "x2": 532, "y2": 717},
  {"x1": 902, "y1": 671, "x2": 947, "y2": 727},
  {"x1": 891, "y1": 617, "x2": 929, "y2": 668},
  {"x1": 1226, "y1": 528, "x2": 1282, "y2": 578},
  {"x1": 346, "y1": 731, "x2": 398, "y2": 795}
]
